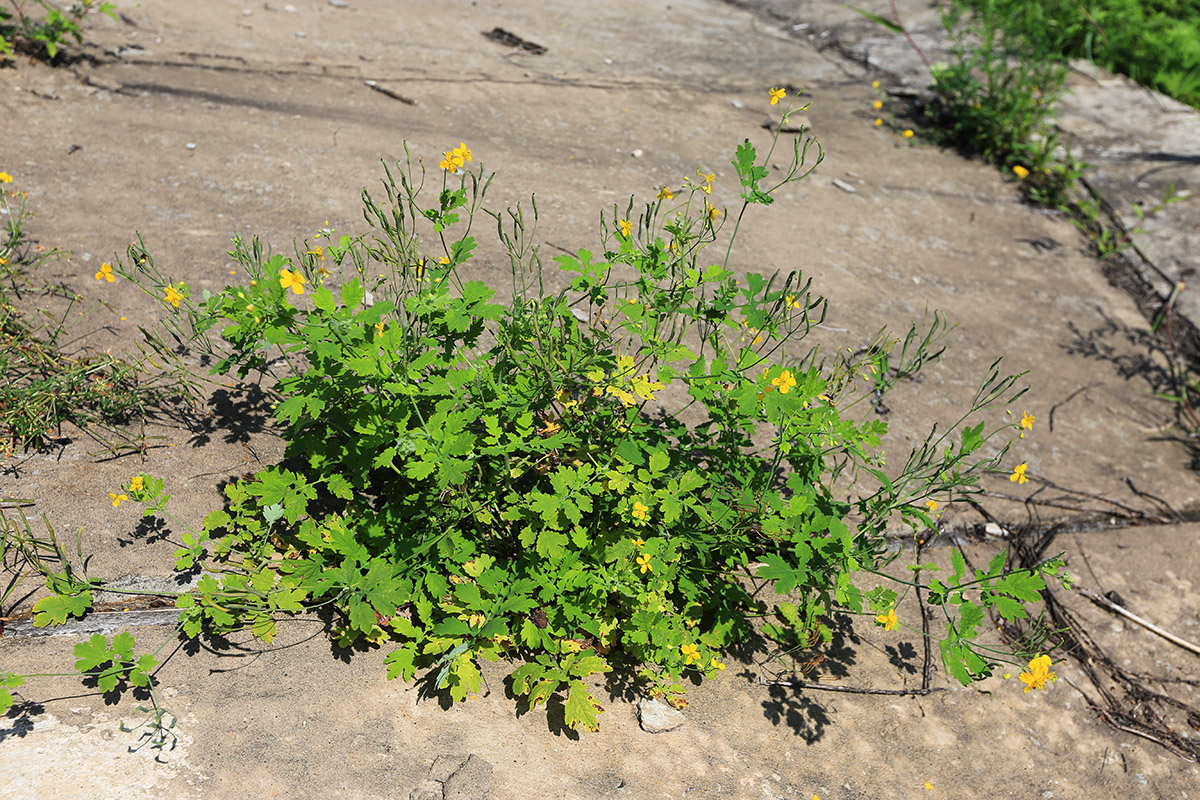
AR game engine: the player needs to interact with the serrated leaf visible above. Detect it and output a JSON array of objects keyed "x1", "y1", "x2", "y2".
[
  {"x1": 569, "y1": 654, "x2": 610, "y2": 679},
  {"x1": 998, "y1": 570, "x2": 1046, "y2": 603},
  {"x1": 509, "y1": 662, "x2": 546, "y2": 696},
  {"x1": 32, "y1": 591, "x2": 92, "y2": 628},
  {"x1": 564, "y1": 680, "x2": 603, "y2": 732},
  {"x1": 312, "y1": 286, "x2": 335, "y2": 312},
  {"x1": 74, "y1": 634, "x2": 112, "y2": 672},
  {"x1": 951, "y1": 548, "x2": 967, "y2": 583},
  {"x1": 385, "y1": 644, "x2": 418, "y2": 681}
]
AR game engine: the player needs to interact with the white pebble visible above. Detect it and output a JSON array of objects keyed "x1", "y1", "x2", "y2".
[{"x1": 185, "y1": 142, "x2": 196, "y2": 150}]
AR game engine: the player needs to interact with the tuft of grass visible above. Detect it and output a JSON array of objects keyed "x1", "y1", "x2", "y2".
[{"x1": 0, "y1": 182, "x2": 187, "y2": 459}]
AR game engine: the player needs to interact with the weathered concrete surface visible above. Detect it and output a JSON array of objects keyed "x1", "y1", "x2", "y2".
[
  {"x1": 732, "y1": 0, "x2": 1200, "y2": 329},
  {"x1": 2, "y1": 0, "x2": 1200, "y2": 797}
]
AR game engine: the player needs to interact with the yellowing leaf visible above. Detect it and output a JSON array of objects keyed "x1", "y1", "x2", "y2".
[{"x1": 564, "y1": 680, "x2": 603, "y2": 732}]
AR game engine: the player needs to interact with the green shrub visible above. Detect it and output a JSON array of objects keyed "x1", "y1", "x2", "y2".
[{"x1": 5, "y1": 95, "x2": 1070, "y2": 732}]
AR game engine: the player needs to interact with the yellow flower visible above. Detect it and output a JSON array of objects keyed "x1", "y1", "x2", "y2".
[
  {"x1": 771, "y1": 369, "x2": 797, "y2": 394},
  {"x1": 1010, "y1": 463, "x2": 1028, "y2": 485},
  {"x1": 874, "y1": 118, "x2": 883, "y2": 126},
  {"x1": 786, "y1": 295, "x2": 802, "y2": 310},
  {"x1": 637, "y1": 553, "x2": 653, "y2": 574},
  {"x1": 163, "y1": 284, "x2": 184, "y2": 308},
  {"x1": 375, "y1": 322, "x2": 384, "y2": 338},
  {"x1": 129, "y1": 475, "x2": 144, "y2": 493},
  {"x1": 632, "y1": 500, "x2": 649, "y2": 521},
  {"x1": 873, "y1": 99, "x2": 883, "y2": 110},
  {"x1": 1020, "y1": 411, "x2": 1035, "y2": 431},
  {"x1": 438, "y1": 256, "x2": 451, "y2": 265},
  {"x1": 0, "y1": 171, "x2": 12, "y2": 183},
  {"x1": 108, "y1": 492, "x2": 128, "y2": 508},
  {"x1": 1020, "y1": 654, "x2": 1057, "y2": 693},
  {"x1": 871, "y1": 80, "x2": 880, "y2": 89},
  {"x1": 453, "y1": 142, "x2": 473, "y2": 164},
  {"x1": 1002, "y1": 673, "x2": 1012, "y2": 680},
  {"x1": 631, "y1": 537, "x2": 645, "y2": 547},
  {"x1": 657, "y1": 185, "x2": 675, "y2": 201},
  {"x1": 707, "y1": 203, "x2": 720, "y2": 221},
  {"x1": 768, "y1": 87, "x2": 787, "y2": 105},
  {"x1": 925, "y1": 499, "x2": 938, "y2": 513},
  {"x1": 307, "y1": 245, "x2": 325, "y2": 261},
  {"x1": 0, "y1": 257, "x2": 6, "y2": 266},
  {"x1": 698, "y1": 168, "x2": 715, "y2": 194},
  {"x1": 875, "y1": 607, "x2": 898, "y2": 631},
  {"x1": 680, "y1": 643, "x2": 700, "y2": 664},
  {"x1": 439, "y1": 147, "x2": 466, "y2": 173},
  {"x1": 1012, "y1": 165, "x2": 1030, "y2": 179},
  {"x1": 618, "y1": 218, "x2": 632, "y2": 237},
  {"x1": 95, "y1": 262, "x2": 114, "y2": 283},
  {"x1": 710, "y1": 657, "x2": 726, "y2": 671},
  {"x1": 902, "y1": 129, "x2": 915, "y2": 138},
  {"x1": 924, "y1": 782, "x2": 934, "y2": 791},
  {"x1": 279, "y1": 268, "x2": 307, "y2": 295}
]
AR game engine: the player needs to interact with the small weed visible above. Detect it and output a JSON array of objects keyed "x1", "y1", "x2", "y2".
[
  {"x1": 0, "y1": 176, "x2": 190, "y2": 459},
  {"x1": 0, "y1": 0, "x2": 117, "y2": 63}
]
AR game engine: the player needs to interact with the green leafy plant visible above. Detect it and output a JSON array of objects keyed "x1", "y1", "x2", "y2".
[
  {"x1": 953, "y1": 0, "x2": 1200, "y2": 109},
  {"x1": 11, "y1": 93, "x2": 1069, "y2": 733},
  {"x1": 923, "y1": 0, "x2": 1084, "y2": 207},
  {"x1": 0, "y1": 0, "x2": 116, "y2": 62}
]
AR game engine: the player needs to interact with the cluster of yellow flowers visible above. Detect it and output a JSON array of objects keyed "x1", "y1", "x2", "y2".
[
  {"x1": 107, "y1": 475, "x2": 144, "y2": 508},
  {"x1": 163, "y1": 284, "x2": 184, "y2": 308},
  {"x1": 439, "y1": 142, "x2": 473, "y2": 174}
]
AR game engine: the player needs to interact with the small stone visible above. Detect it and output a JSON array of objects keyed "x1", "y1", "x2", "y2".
[
  {"x1": 410, "y1": 780, "x2": 444, "y2": 800},
  {"x1": 295, "y1": 31, "x2": 307, "y2": 38},
  {"x1": 731, "y1": 99, "x2": 743, "y2": 109},
  {"x1": 603, "y1": 57, "x2": 613, "y2": 64},
  {"x1": 185, "y1": 142, "x2": 196, "y2": 150},
  {"x1": 983, "y1": 522, "x2": 1007, "y2": 537},
  {"x1": 830, "y1": 178, "x2": 856, "y2": 193},
  {"x1": 631, "y1": 149, "x2": 644, "y2": 158},
  {"x1": 329, "y1": 0, "x2": 349, "y2": 6},
  {"x1": 443, "y1": 754, "x2": 494, "y2": 800},
  {"x1": 283, "y1": 4, "x2": 297, "y2": 11},
  {"x1": 637, "y1": 697, "x2": 684, "y2": 733}
]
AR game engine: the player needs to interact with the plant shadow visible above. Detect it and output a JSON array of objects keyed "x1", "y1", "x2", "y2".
[{"x1": 186, "y1": 383, "x2": 275, "y2": 448}]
